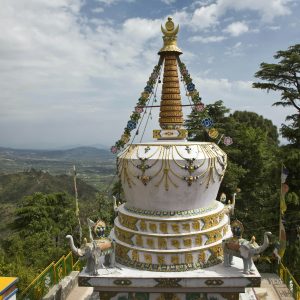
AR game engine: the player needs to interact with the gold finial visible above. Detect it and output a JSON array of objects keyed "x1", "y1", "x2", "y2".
[{"x1": 159, "y1": 17, "x2": 182, "y2": 54}]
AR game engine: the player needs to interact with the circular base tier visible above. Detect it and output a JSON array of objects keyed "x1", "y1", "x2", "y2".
[{"x1": 113, "y1": 201, "x2": 231, "y2": 272}]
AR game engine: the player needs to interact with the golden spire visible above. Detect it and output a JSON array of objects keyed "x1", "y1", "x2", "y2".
[
  {"x1": 159, "y1": 54, "x2": 183, "y2": 129},
  {"x1": 159, "y1": 17, "x2": 182, "y2": 54},
  {"x1": 153, "y1": 17, "x2": 187, "y2": 140}
]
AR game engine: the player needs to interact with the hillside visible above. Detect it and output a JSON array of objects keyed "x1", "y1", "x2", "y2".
[
  {"x1": 0, "y1": 146, "x2": 116, "y2": 189},
  {"x1": 0, "y1": 146, "x2": 113, "y2": 162},
  {"x1": 0, "y1": 170, "x2": 100, "y2": 236},
  {"x1": 0, "y1": 169, "x2": 98, "y2": 203}
]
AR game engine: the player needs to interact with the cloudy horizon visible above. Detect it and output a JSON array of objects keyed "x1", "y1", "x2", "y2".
[{"x1": 0, "y1": 0, "x2": 299, "y2": 150}]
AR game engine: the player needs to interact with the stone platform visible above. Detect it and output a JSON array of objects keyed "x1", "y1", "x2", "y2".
[{"x1": 78, "y1": 257, "x2": 261, "y2": 300}]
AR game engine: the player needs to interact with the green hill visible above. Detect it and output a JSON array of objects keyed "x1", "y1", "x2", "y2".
[
  {"x1": 0, "y1": 169, "x2": 99, "y2": 237},
  {"x1": 0, "y1": 169, "x2": 98, "y2": 203}
]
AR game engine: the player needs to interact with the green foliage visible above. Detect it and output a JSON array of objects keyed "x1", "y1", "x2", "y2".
[
  {"x1": 253, "y1": 44, "x2": 300, "y2": 147},
  {"x1": 185, "y1": 101, "x2": 280, "y2": 240},
  {"x1": 185, "y1": 100, "x2": 229, "y2": 141},
  {"x1": 281, "y1": 113, "x2": 300, "y2": 147},
  {"x1": 0, "y1": 192, "x2": 79, "y2": 293},
  {"x1": 253, "y1": 44, "x2": 300, "y2": 112},
  {"x1": 185, "y1": 99, "x2": 300, "y2": 281}
]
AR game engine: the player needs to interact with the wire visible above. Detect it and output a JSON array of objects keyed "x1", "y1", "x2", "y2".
[
  {"x1": 104, "y1": 59, "x2": 163, "y2": 195},
  {"x1": 140, "y1": 66, "x2": 162, "y2": 142}
]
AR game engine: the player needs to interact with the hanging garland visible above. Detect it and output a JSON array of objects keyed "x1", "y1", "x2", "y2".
[
  {"x1": 178, "y1": 59, "x2": 233, "y2": 147},
  {"x1": 110, "y1": 64, "x2": 162, "y2": 154}
]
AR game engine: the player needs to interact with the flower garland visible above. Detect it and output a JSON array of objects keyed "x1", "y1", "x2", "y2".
[
  {"x1": 178, "y1": 60, "x2": 233, "y2": 146},
  {"x1": 111, "y1": 64, "x2": 161, "y2": 154}
]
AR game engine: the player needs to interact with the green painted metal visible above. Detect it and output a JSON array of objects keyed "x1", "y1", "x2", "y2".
[
  {"x1": 20, "y1": 252, "x2": 82, "y2": 300},
  {"x1": 278, "y1": 262, "x2": 300, "y2": 300}
]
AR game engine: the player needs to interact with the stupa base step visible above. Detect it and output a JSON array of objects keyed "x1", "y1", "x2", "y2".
[{"x1": 78, "y1": 257, "x2": 261, "y2": 300}]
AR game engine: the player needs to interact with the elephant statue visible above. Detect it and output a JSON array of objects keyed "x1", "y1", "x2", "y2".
[
  {"x1": 222, "y1": 231, "x2": 272, "y2": 274},
  {"x1": 66, "y1": 235, "x2": 115, "y2": 275}
]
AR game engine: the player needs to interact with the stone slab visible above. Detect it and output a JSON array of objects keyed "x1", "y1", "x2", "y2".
[{"x1": 78, "y1": 257, "x2": 260, "y2": 294}]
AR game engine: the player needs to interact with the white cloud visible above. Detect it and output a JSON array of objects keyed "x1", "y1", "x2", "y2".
[
  {"x1": 224, "y1": 21, "x2": 249, "y2": 36},
  {"x1": 0, "y1": 0, "x2": 296, "y2": 148},
  {"x1": 224, "y1": 41, "x2": 243, "y2": 56},
  {"x1": 189, "y1": 35, "x2": 226, "y2": 43},
  {"x1": 268, "y1": 25, "x2": 281, "y2": 30},
  {"x1": 91, "y1": 7, "x2": 104, "y2": 13},
  {"x1": 95, "y1": 0, "x2": 135, "y2": 5},
  {"x1": 191, "y1": 3, "x2": 219, "y2": 29},
  {"x1": 0, "y1": 0, "x2": 166, "y2": 148},
  {"x1": 161, "y1": 0, "x2": 176, "y2": 4},
  {"x1": 189, "y1": 0, "x2": 292, "y2": 31}
]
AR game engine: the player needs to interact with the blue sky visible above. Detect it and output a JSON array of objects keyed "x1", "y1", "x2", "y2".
[{"x1": 0, "y1": 0, "x2": 299, "y2": 149}]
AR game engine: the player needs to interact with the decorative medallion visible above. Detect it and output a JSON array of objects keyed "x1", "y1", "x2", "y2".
[
  {"x1": 204, "y1": 279, "x2": 224, "y2": 286},
  {"x1": 113, "y1": 279, "x2": 132, "y2": 286},
  {"x1": 154, "y1": 278, "x2": 182, "y2": 288}
]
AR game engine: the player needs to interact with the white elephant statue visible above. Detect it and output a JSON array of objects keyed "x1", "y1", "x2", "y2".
[
  {"x1": 66, "y1": 235, "x2": 115, "y2": 275},
  {"x1": 222, "y1": 231, "x2": 272, "y2": 274}
]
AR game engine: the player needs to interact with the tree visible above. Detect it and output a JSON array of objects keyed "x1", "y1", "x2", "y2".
[
  {"x1": 185, "y1": 101, "x2": 280, "y2": 240},
  {"x1": 253, "y1": 44, "x2": 300, "y2": 146},
  {"x1": 185, "y1": 100, "x2": 229, "y2": 141},
  {"x1": 253, "y1": 44, "x2": 300, "y2": 112}
]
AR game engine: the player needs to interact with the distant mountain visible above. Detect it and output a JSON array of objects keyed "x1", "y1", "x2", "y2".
[
  {"x1": 0, "y1": 146, "x2": 114, "y2": 162},
  {"x1": 0, "y1": 169, "x2": 98, "y2": 204}
]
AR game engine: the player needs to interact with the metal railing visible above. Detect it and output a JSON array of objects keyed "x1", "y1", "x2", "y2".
[
  {"x1": 278, "y1": 262, "x2": 300, "y2": 300},
  {"x1": 21, "y1": 252, "x2": 82, "y2": 300}
]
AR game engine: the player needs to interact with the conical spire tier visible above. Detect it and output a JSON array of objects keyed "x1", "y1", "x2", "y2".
[
  {"x1": 159, "y1": 54, "x2": 183, "y2": 129},
  {"x1": 153, "y1": 18, "x2": 188, "y2": 140}
]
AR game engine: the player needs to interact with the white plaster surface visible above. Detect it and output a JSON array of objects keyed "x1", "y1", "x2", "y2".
[
  {"x1": 118, "y1": 142, "x2": 227, "y2": 211},
  {"x1": 79, "y1": 257, "x2": 260, "y2": 289}
]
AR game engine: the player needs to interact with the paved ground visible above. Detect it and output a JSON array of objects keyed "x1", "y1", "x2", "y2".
[
  {"x1": 66, "y1": 273, "x2": 295, "y2": 300},
  {"x1": 66, "y1": 285, "x2": 96, "y2": 300}
]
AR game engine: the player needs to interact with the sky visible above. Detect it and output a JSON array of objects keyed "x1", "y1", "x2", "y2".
[{"x1": 0, "y1": 0, "x2": 299, "y2": 149}]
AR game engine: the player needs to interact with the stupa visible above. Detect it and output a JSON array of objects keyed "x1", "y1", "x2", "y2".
[{"x1": 78, "y1": 17, "x2": 262, "y2": 300}]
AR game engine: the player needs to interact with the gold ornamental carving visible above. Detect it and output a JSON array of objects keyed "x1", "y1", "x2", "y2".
[
  {"x1": 146, "y1": 238, "x2": 154, "y2": 248},
  {"x1": 136, "y1": 235, "x2": 143, "y2": 247},
  {"x1": 158, "y1": 238, "x2": 167, "y2": 249},
  {"x1": 160, "y1": 105, "x2": 183, "y2": 112},
  {"x1": 171, "y1": 224, "x2": 179, "y2": 233},
  {"x1": 132, "y1": 249, "x2": 139, "y2": 262},
  {"x1": 171, "y1": 239, "x2": 180, "y2": 249},
  {"x1": 171, "y1": 256, "x2": 179, "y2": 264},
  {"x1": 198, "y1": 251, "x2": 206, "y2": 264},
  {"x1": 185, "y1": 253, "x2": 193, "y2": 264},
  {"x1": 158, "y1": 255, "x2": 165, "y2": 265},
  {"x1": 195, "y1": 235, "x2": 202, "y2": 246},
  {"x1": 160, "y1": 111, "x2": 183, "y2": 117},
  {"x1": 192, "y1": 220, "x2": 200, "y2": 231},
  {"x1": 159, "y1": 223, "x2": 168, "y2": 234},
  {"x1": 182, "y1": 223, "x2": 190, "y2": 231},
  {"x1": 183, "y1": 238, "x2": 192, "y2": 247},
  {"x1": 140, "y1": 219, "x2": 147, "y2": 231},
  {"x1": 163, "y1": 77, "x2": 180, "y2": 83},
  {"x1": 149, "y1": 223, "x2": 157, "y2": 233},
  {"x1": 162, "y1": 82, "x2": 179, "y2": 88},
  {"x1": 160, "y1": 16, "x2": 181, "y2": 49},
  {"x1": 144, "y1": 253, "x2": 152, "y2": 264}
]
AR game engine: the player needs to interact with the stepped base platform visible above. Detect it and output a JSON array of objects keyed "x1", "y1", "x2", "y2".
[{"x1": 78, "y1": 257, "x2": 261, "y2": 300}]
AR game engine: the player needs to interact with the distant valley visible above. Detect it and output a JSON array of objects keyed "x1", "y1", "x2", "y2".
[{"x1": 0, "y1": 146, "x2": 116, "y2": 190}]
